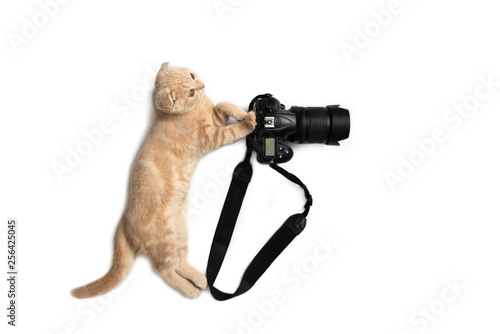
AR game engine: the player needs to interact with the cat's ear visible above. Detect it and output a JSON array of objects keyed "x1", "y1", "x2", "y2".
[
  {"x1": 155, "y1": 87, "x2": 174, "y2": 112},
  {"x1": 161, "y1": 62, "x2": 171, "y2": 71}
]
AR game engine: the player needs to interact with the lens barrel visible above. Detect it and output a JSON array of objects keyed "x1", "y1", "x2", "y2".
[{"x1": 292, "y1": 105, "x2": 350, "y2": 145}]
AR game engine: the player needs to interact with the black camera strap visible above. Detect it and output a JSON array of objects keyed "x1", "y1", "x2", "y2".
[{"x1": 206, "y1": 139, "x2": 313, "y2": 301}]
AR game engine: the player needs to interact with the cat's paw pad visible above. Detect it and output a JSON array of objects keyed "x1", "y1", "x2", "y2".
[{"x1": 244, "y1": 112, "x2": 257, "y2": 128}]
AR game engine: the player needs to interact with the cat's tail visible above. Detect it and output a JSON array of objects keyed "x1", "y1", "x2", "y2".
[{"x1": 71, "y1": 221, "x2": 135, "y2": 299}]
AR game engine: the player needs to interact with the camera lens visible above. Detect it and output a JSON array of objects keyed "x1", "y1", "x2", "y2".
[{"x1": 291, "y1": 106, "x2": 350, "y2": 145}]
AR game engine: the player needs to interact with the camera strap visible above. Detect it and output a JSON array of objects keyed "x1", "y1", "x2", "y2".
[{"x1": 206, "y1": 140, "x2": 313, "y2": 301}]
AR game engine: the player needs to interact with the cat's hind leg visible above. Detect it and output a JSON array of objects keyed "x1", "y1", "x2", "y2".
[
  {"x1": 171, "y1": 198, "x2": 208, "y2": 290},
  {"x1": 173, "y1": 203, "x2": 208, "y2": 290},
  {"x1": 149, "y1": 220, "x2": 200, "y2": 298},
  {"x1": 153, "y1": 259, "x2": 200, "y2": 298},
  {"x1": 176, "y1": 260, "x2": 208, "y2": 290}
]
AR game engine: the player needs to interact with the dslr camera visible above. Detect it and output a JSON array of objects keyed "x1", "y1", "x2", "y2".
[{"x1": 249, "y1": 94, "x2": 350, "y2": 163}]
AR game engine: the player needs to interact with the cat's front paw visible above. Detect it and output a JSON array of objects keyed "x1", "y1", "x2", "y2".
[
  {"x1": 232, "y1": 112, "x2": 247, "y2": 122},
  {"x1": 243, "y1": 112, "x2": 257, "y2": 129}
]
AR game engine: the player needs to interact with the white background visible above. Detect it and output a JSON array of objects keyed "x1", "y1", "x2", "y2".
[{"x1": 1, "y1": 0, "x2": 500, "y2": 333}]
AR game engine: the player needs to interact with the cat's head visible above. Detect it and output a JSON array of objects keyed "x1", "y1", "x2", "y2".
[{"x1": 153, "y1": 62, "x2": 205, "y2": 114}]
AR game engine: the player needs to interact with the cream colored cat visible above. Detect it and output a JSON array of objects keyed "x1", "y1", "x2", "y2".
[{"x1": 72, "y1": 62, "x2": 256, "y2": 298}]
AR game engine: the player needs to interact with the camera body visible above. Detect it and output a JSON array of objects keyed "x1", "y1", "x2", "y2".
[{"x1": 250, "y1": 95, "x2": 350, "y2": 163}]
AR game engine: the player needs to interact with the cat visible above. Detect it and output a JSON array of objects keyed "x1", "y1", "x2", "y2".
[{"x1": 71, "y1": 62, "x2": 256, "y2": 298}]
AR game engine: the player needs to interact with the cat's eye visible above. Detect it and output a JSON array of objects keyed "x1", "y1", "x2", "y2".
[
  {"x1": 189, "y1": 89, "x2": 195, "y2": 97},
  {"x1": 190, "y1": 73, "x2": 195, "y2": 80}
]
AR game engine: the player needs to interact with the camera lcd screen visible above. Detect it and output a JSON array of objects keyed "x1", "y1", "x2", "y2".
[{"x1": 265, "y1": 138, "x2": 275, "y2": 157}]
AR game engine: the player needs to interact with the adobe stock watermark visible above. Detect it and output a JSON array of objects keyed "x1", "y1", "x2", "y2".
[
  {"x1": 51, "y1": 66, "x2": 157, "y2": 182},
  {"x1": 222, "y1": 235, "x2": 340, "y2": 334},
  {"x1": 339, "y1": 0, "x2": 416, "y2": 64},
  {"x1": 188, "y1": 154, "x2": 242, "y2": 219},
  {"x1": 7, "y1": 0, "x2": 72, "y2": 54},
  {"x1": 385, "y1": 74, "x2": 499, "y2": 191},
  {"x1": 397, "y1": 278, "x2": 466, "y2": 334},
  {"x1": 212, "y1": 0, "x2": 244, "y2": 21},
  {"x1": 47, "y1": 276, "x2": 134, "y2": 334}
]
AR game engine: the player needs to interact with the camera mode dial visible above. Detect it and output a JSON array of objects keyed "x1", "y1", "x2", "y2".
[{"x1": 265, "y1": 97, "x2": 281, "y2": 112}]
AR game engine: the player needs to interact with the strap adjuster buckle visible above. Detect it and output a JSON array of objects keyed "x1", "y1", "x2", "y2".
[{"x1": 284, "y1": 214, "x2": 307, "y2": 235}]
